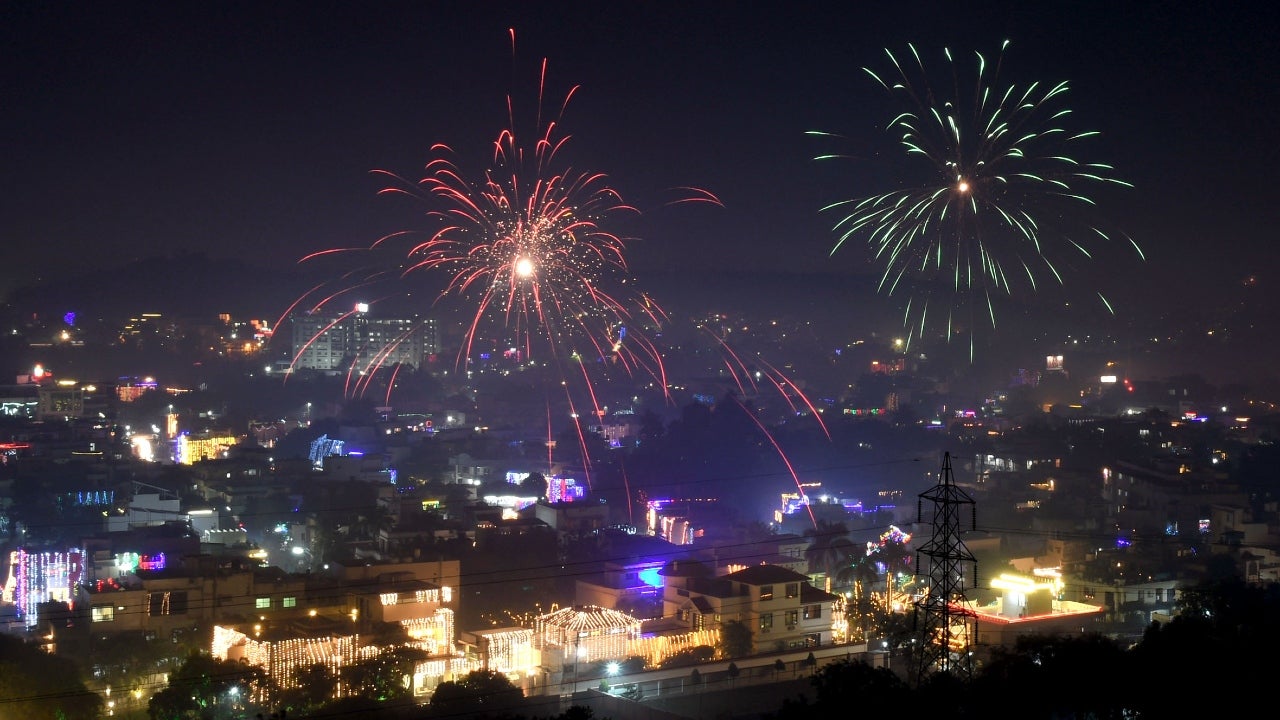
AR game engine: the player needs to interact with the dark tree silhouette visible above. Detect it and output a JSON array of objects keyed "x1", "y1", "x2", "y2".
[
  {"x1": 0, "y1": 634, "x2": 102, "y2": 720},
  {"x1": 429, "y1": 669, "x2": 526, "y2": 716}
]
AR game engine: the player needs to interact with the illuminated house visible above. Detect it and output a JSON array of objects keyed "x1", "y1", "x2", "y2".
[
  {"x1": 575, "y1": 560, "x2": 668, "y2": 619},
  {"x1": 116, "y1": 377, "x2": 159, "y2": 403},
  {"x1": 647, "y1": 498, "x2": 723, "y2": 545},
  {"x1": 960, "y1": 571, "x2": 1105, "y2": 647},
  {"x1": 213, "y1": 618, "x2": 472, "y2": 701},
  {"x1": 2, "y1": 548, "x2": 85, "y2": 628},
  {"x1": 546, "y1": 475, "x2": 586, "y2": 503},
  {"x1": 535, "y1": 605, "x2": 642, "y2": 673},
  {"x1": 290, "y1": 310, "x2": 437, "y2": 373},
  {"x1": 458, "y1": 627, "x2": 539, "y2": 677},
  {"x1": 174, "y1": 432, "x2": 238, "y2": 464},
  {"x1": 351, "y1": 577, "x2": 456, "y2": 656},
  {"x1": 592, "y1": 412, "x2": 640, "y2": 449},
  {"x1": 83, "y1": 520, "x2": 203, "y2": 586},
  {"x1": 212, "y1": 621, "x2": 364, "y2": 701},
  {"x1": 309, "y1": 434, "x2": 344, "y2": 468},
  {"x1": 661, "y1": 562, "x2": 840, "y2": 654}
]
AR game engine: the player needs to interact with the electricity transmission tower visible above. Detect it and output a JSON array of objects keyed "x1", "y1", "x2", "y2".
[{"x1": 912, "y1": 451, "x2": 978, "y2": 685}]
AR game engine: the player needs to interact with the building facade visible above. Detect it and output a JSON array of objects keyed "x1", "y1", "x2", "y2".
[{"x1": 291, "y1": 310, "x2": 437, "y2": 372}]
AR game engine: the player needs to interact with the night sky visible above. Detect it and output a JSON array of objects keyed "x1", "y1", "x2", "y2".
[{"x1": 6, "y1": 2, "x2": 1280, "y2": 379}]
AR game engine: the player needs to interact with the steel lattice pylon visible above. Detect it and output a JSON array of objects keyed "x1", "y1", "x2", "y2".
[{"x1": 912, "y1": 451, "x2": 978, "y2": 685}]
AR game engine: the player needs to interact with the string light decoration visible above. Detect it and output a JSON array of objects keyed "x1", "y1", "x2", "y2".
[
  {"x1": 174, "y1": 434, "x2": 238, "y2": 464},
  {"x1": 535, "y1": 605, "x2": 641, "y2": 666},
  {"x1": 469, "y1": 628, "x2": 537, "y2": 674},
  {"x1": 399, "y1": 608, "x2": 456, "y2": 655},
  {"x1": 214, "y1": 619, "x2": 481, "y2": 702},
  {"x1": 628, "y1": 628, "x2": 719, "y2": 666},
  {"x1": 3, "y1": 548, "x2": 85, "y2": 627},
  {"x1": 212, "y1": 625, "x2": 360, "y2": 701}
]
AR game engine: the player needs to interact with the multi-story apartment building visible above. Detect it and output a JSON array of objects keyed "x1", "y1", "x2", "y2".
[
  {"x1": 1102, "y1": 461, "x2": 1246, "y2": 538},
  {"x1": 290, "y1": 308, "x2": 437, "y2": 373},
  {"x1": 85, "y1": 556, "x2": 460, "y2": 643}
]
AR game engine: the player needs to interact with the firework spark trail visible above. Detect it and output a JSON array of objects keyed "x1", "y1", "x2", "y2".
[
  {"x1": 730, "y1": 395, "x2": 818, "y2": 530},
  {"x1": 271, "y1": 281, "x2": 328, "y2": 337},
  {"x1": 703, "y1": 328, "x2": 761, "y2": 395},
  {"x1": 352, "y1": 326, "x2": 419, "y2": 399},
  {"x1": 384, "y1": 363, "x2": 403, "y2": 407},
  {"x1": 753, "y1": 356, "x2": 831, "y2": 440},
  {"x1": 702, "y1": 327, "x2": 828, "y2": 438},
  {"x1": 812, "y1": 40, "x2": 1142, "y2": 357},
  {"x1": 561, "y1": 379, "x2": 593, "y2": 492},
  {"x1": 287, "y1": 308, "x2": 361, "y2": 383},
  {"x1": 719, "y1": 356, "x2": 750, "y2": 397},
  {"x1": 544, "y1": 403, "x2": 555, "y2": 476}
]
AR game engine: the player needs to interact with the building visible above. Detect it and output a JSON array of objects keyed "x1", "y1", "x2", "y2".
[
  {"x1": 1102, "y1": 461, "x2": 1246, "y2": 538},
  {"x1": 661, "y1": 562, "x2": 840, "y2": 654},
  {"x1": 961, "y1": 571, "x2": 1105, "y2": 647},
  {"x1": 576, "y1": 559, "x2": 668, "y2": 619},
  {"x1": 534, "y1": 604, "x2": 641, "y2": 682},
  {"x1": 290, "y1": 308, "x2": 437, "y2": 373}
]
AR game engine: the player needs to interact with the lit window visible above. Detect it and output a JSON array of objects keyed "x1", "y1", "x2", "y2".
[
  {"x1": 760, "y1": 585, "x2": 774, "y2": 601},
  {"x1": 785, "y1": 583, "x2": 799, "y2": 599},
  {"x1": 760, "y1": 613, "x2": 774, "y2": 630},
  {"x1": 92, "y1": 606, "x2": 114, "y2": 622},
  {"x1": 283, "y1": 597, "x2": 297, "y2": 608},
  {"x1": 256, "y1": 597, "x2": 271, "y2": 609}
]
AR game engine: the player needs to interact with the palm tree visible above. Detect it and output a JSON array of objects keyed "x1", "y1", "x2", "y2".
[
  {"x1": 836, "y1": 554, "x2": 880, "y2": 642},
  {"x1": 803, "y1": 520, "x2": 850, "y2": 578}
]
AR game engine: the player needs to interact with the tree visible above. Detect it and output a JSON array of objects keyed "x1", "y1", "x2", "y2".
[
  {"x1": 429, "y1": 669, "x2": 525, "y2": 716},
  {"x1": 659, "y1": 645, "x2": 715, "y2": 669},
  {"x1": 971, "y1": 634, "x2": 1128, "y2": 719},
  {"x1": 277, "y1": 662, "x2": 332, "y2": 715},
  {"x1": 767, "y1": 658, "x2": 908, "y2": 719},
  {"x1": 718, "y1": 619, "x2": 754, "y2": 659},
  {"x1": 0, "y1": 634, "x2": 102, "y2": 720},
  {"x1": 517, "y1": 471, "x2": 546, "y2": 497},
  {"x1": 344, "y1": 646, "x2": 428, "y2": 702},
  {"x1": 148, "y1": 651, "x2": 265, "y2": 720},
  {"x1": 89, "y1": 630, "x2": 177, "y2": 702},
  {"x1": 835, "y1": 554, "x2": 880, "y2": 641},
  {"x1": 803, "y1": 520, "x2": 850, "y2": 578}
]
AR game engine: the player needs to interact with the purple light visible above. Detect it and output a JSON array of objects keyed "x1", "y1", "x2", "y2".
[{"x1": 637, "y1": 566, "x2": 664, "y2": 588}]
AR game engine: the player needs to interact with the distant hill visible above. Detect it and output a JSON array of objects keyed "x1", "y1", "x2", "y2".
[{"x1": 1, "y1": 253, "x2": 324, "y2": 321}]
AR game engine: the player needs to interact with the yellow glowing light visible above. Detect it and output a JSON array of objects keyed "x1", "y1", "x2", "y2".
[
  {"x1": 515, "y1": 257, "x2": 535, "y2": 277},
  {"x1": 956, "y1": 179, "x2": 970, "y2": 193}
]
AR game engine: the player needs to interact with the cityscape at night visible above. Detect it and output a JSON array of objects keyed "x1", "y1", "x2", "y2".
[{"x1": 3, "y1": 3, "x2": 1280, "y2": 719}]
